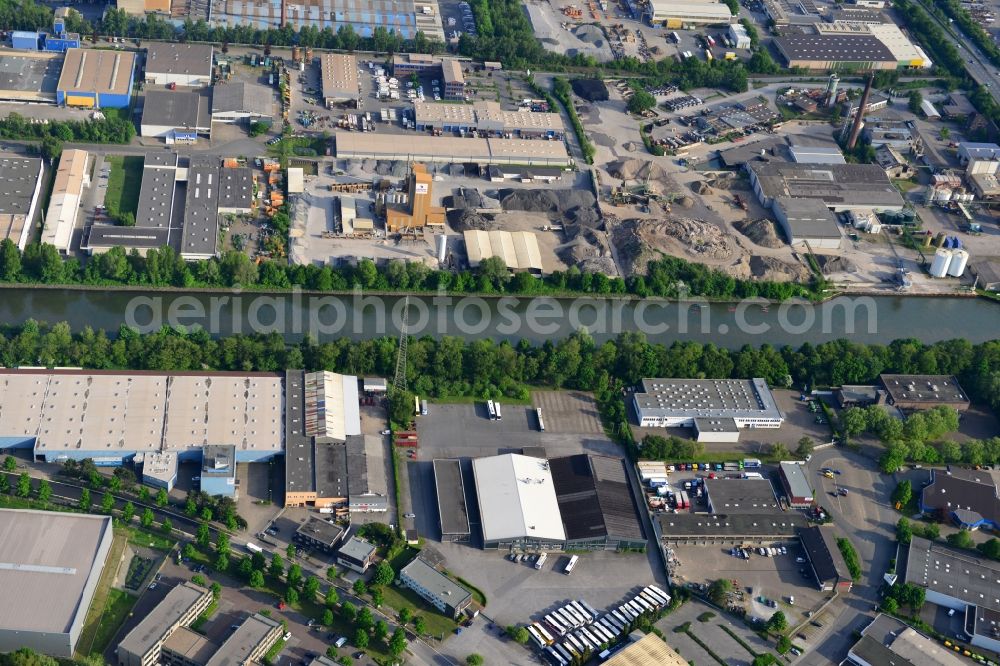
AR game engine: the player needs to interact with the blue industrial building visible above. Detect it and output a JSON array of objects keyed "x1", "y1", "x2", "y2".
[
  {"x1": 200, "y1": 445, "x2": 238, "y2": 497},
  {"x1": 56, "y1": 48, "x2": 136, "y2": 109},
  {"x1": 11, "y1": 31, "x2": 40, "y2": 50}
]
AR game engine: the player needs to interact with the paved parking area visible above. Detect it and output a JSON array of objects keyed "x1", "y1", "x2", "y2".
[
  {"x1": 658, "y1": 598, "x2": 773, "y2": 666},
  {"x1": 532, "y1": 391, "x2": 603, "y2": 435},
  {"x1": 670, "y1": 542, "x2": 828, "y2": 626}
]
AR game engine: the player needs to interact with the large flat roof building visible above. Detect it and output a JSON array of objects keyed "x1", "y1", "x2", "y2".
[
  {"x1": 57, "y1": 48, "x2": 135, "y2": 108},
  {"x1": 0, "y1": 510, "x2": 113, "y2": 658},
  {"x1": 334, "y1": 131, "x2": 573, "y2": 167},
  {"x1": 632, "y1": 378, "x2": 783, "y2": 429},
  {"x1": 773, "y1": 33, "x2": 897, "y2": 70},
  {"x1": 472, "y1": 454, "x2": 566, "y2": 549},
  {"x1": 320, "y1": 53, "x2": 359, "y2": 107},
  {"x1": 144, "y1": 42, "x2": 213, "y2": 87},
  {"x1": 42, "y1": 149, "x2": 88, "y2": 253},
  {"x1": 657, "y1": 512, "x2": 807, "y2": 544},
  {"x1": 140, "y1": 88, "x2": 212, "y2": 140},
  {"x1": 399, "y1": 557, "x2": 472, "y2": 618},
  {"x1": 117, "y1": 582, "x2": 213, "y2": 666},
  {"x1": 646, "y1": 0, "x2": 734, "y2": 26},
  {"x1": 0, "y1": 369, "x2": 283, "y2": 464},
  {"x1": 704, "y1": 478, "x2": 780, "y2": 514},
  {"x1": 799, "y1": 525, "x2": 853, "y2": 591},
  {"x1": 211, "y1": 81, "x2": 274, "y2": 123},
  {"x1": 772, "y1": 197, "x2": 843, "y2": 249},
  {"x1": 879, "y1": 374, "x2": 970, "y2": 411},
  {"x1": 433, "y1": 458, "x2": 471, "y2": 542},
  {"x1": 747, "y1": 160, "x2": 905, "y2": 212},
  {"x1": 412, "y1": 100, "x2": 564, "y2": 138},
  {"x1": 550, "y1": 454, "x2": 646, "y2": 551},
  {"x1": 0, "y1": 154, "x2": 44, "y2": 251},
  {"x1": 849, "y1": 614, "x2": 964, "y2": 666}
]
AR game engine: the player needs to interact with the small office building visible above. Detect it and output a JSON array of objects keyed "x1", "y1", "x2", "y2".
[
  {"x1": 336, "y1": 536, "x2": 377, "y2": 574},
  {"x1": 294, "y1": 517, "x2": 346, "y2": 553},
  {"x1": 779, "y1": 462, "x2": 814, "y2": 508},
  {"x1": 399, "y1": 557, "x2": 473, "y2": 618}
]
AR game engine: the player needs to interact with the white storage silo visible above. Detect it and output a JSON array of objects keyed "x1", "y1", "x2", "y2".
[
  {"x1": 947, "y1": 249, "x2": 969, "y2": 277},
  {"x1": 930, "y1": 248, "x2": 953, "y2": 278}
]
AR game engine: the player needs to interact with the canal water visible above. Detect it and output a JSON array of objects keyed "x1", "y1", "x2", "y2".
[{"x1": 0, "y1": 287, "x2": 996, "y2": 348}]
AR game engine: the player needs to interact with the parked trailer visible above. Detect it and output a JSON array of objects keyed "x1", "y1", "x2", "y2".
[
  {"x1": 536, "y1": 407, "x2": 545, "y2": 432},
  {"x1": 495, "y1": 402, "x2": 503, "y2": 420},
  {"x1": 573, "y1": 630, "x2": 596, "y2": 651},
  {"x1": 611, "y1": 609, "x2": 630, "y2": 626},
  {"x1": 618, "y1": 605, "x2": 636, "y2": 621},
  {"x1": 564, "y1": 555, "x2": 579, "y2": 575},
  {"x1": 528, "y1": 626, "x2": 546, "y2": 649},
  {"x1": 578, "y1": 600, "x2": 599, "y2": 619},
  {"x1": 535, "y1": 552, "x2": 548, "y2": 569},
  {"x1": 558, "y1": 640, "x2": 579, "y2": 659},
  {"x1": 626, "y1": 600, "x2": 646, "y2": 617},
  {"x1": 581, "y1": 626, "x2": 605, "y2": 647},
  {"x1": 246, "y1": 542, "x2": 263, "y2": 554},
  {"x1": 639, "y1": 591, "x2": 662, "y2": 608},
  {"x1": 588, "y1": 624, "x2": 613, "y2": 643},
  {"x1": 487, "y1": 400, "x2": 497, "y2": 420}
]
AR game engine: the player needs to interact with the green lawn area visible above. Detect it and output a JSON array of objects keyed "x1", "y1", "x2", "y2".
[
  {"x1": 379, "y1": 583, "x2": 458, "y2": 639},
  {"x1": 104, "y1": 155, "x2": 143, "y2": 218},
  {"x1": 267, "y1": 136, "x2": 329, "y2": 166},
  {"x1": 121, "y1": 524, "x2": 177, "y2": 551},
  {"x1": 76, "y1": 532, "x2": 133, "y2": 657}
]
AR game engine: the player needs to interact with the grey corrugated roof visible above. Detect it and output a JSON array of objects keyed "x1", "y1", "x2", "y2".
[
  {"x1": 775, "y1": 197, "x2": 843, "y2": 239},
  {"x1": 142, "y1": 89, "x2": 210, "y2": 129},
  {"x1": 775, "y1": 34, "x2": 896, "y2": 62},
  {"x1": 748, "y1": 161, "x2": 905, "y2": 208},
  {"x1": 657, "y1": 512, "x2": 807, "y2": 537},
  {"x1": 433, "y1": 458, "x2": 471, "y2": 537},
  {"x1": 205, "y1": 614, "x2": 281, "y2": 666},
  {"x1": 211, "y1": 81, "x2": 274, "y2": 117},
  {"x1": 145, "y1": 42, "x2": 213, "y2": 77},
  {"x1": 551, "y1": 454, "x2": 645, "y2": 542}
]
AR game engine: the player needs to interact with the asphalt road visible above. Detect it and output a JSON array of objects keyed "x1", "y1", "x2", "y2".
[{"x1": 798, "y1": 445, "x2": 899, "y2": 665}]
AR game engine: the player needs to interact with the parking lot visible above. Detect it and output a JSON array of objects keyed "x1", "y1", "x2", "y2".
[
  {"x1": 669, "y1": 540, "x2": 829, "y2": 625},
  {"x1": 656, "y1": 597, "x2": 775, "y2": 666}
]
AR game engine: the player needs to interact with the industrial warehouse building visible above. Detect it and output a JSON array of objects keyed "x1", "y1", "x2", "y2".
[
  {"x1": 747, "y1": 161, "x2": 905, "y2": 212},
  {"x1": 0, "y1": 52, "x2": 61, "y2": 103},
  {"x1": 0, "y1": 510, "x2": 113, "y2": 657},
  {"x1": 0, "y1": 368, "x2": 283, "y2": 481},
  {"x1": 211, "y1": 81, "x2": 274, "y2": 123},
  {"x1": 602, "y1": 632, "x2": 687, "y2": 666},
  {"x1": 399, "y1": 557, "x2": 473, "y2": 618},
  {"x1": 320, "y1": 53, "x2": 359, "y2": 107},
  {"x1": 140, "y1": 88, "x2": 212, "y2": 141},
  {"x1": 848, "y1": 614, "x2": 964, "y2": 666},
  {"x1": 433, "y1": 458, "x2": 471, "y2": 542},
  {"x1": 550, "y1": 454, "x2": 646, "y2": 551},
  {"x1": 779, "y1": 462, "x2": 814, "y2": 507},
  {"x1": 657, "y1": 511, "x2": 808, "y2": 545},
  {"x1": 798, "y1": 525, "x2": 853, "y2": 591},
  {"x1": 879, "y1": 374, "x2": 970, "y2": 411},
  {"x1": 921, "y1": 468, "x2": 1000, "y2": 530},
  {"x1": 773, "y1": 33, "x2": 897, "y2": 70},
  {"x1": 0, "y1": 155, "x2": 44, "y2": 251},
  {"x1": 412, "y1": 100, "x2": 564, "y2": 138},
  {"x1": 645, "y1": 0, "x2": 734, "y2": 26},
  {"x1": 904, "y1": 536, "x2": 1000, "y2": 653},
  {"x1": 463, "y1": 229, "x2": 543, "y2": 274},
  {"x1": 56, "y1": 48, "x2": 135, "y2": 108},
  {"x1": 284, "y1": 371, "x2": 387, "y2": 513},
  {"x1": 334, "y1": 131, "x2": 573, "y2": 167},
  {"x1": 772, "y1": 197, "x2": 843, "y2": 249},
  {"x1": 83, "y1": 154, "x2": 253, "y2": 259},
  {"x1": 144, "y1": 42, "x2": 213, "y2": 87},
  {"x1": 41, "y1": 149, "x2": 89, "y2": 252},
  {"x1": 472, "y1": 454, "x2": 567, "y2": 550},
  {"x1": 704, "y1": 478, "x2": 780, "y2": 514},
  {"x1": 385, "y1": 164, "x2": 445, "y2": 232},
  {"x1": 632, "y1": 378, "x2": 784, "y2": 429},
  {"x1": 469, "y1": 453, "x2": 645, "y2": 551}
]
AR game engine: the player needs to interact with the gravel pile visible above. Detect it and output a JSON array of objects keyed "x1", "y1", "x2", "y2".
[{"x1": 498, "y1": 188, "x2": 596, "y2": 213}]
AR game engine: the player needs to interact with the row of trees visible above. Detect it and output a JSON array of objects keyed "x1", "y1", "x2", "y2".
[
  {"x1": 0, "y1": 237, "x2": 825, "y2": 303},
  {"x1": 0, "y1": 112, "x2": 135, "y2": 146},
  {"x1": 0, "y1": 323, "x2": 997, "y2": 416}
]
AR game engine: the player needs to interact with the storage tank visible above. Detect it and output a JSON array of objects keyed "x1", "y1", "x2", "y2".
[
  {"x1": 436, "y1": 234, "x2": 448, "y2": 264},
  {"x1": 292, "y1": 45, "x2": 301, "y2": 62},
  {"x1": 948, "y1": 249, "x2": 969, "y2": 277},
  {"x1": 826, "y1": 73, "x2": 840, "y2": 108},
  {"x1": 935, "y1": 232, "x2": 946, "y2": 247},
  {"x1": 305, "y1": 47, "x2": 314, "y2": 63},
  {"x1": 930, "y1": 248, "x2": 953, "y2": 278},
  {"x1": 922, "y1": 232, "x2": 933, "y2": 247}
]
